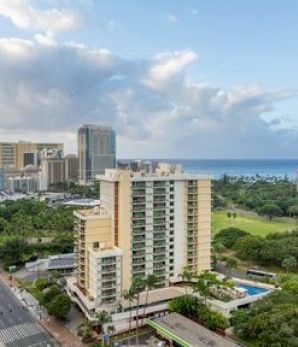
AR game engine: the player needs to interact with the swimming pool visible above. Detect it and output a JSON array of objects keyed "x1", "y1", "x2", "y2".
[{"x1": 236, "y1": 284, "x2": 268, "y2": 295}]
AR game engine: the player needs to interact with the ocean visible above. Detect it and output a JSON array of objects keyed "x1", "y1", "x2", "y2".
[{"x1": 123, "y1": 159, "x2": 298, "y2": 180}]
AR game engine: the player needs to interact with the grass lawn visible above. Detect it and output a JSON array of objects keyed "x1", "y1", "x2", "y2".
[
  {"x1": 213, "y1": 211, "x2": 296, "y2": 237},
  {"x1": 20, "y1": 281, "x2": 44, "y2": 302}
]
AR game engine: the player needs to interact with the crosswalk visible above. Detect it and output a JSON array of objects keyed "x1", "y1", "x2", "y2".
[{"x1": 0, "y1": 322, "x2": 44, "y2": 344}]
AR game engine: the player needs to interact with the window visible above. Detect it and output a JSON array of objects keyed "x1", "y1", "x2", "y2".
[{"x1": 93, "y1": 241, "x2": 99, "y2": 248}]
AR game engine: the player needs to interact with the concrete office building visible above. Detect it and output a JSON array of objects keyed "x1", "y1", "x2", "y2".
[
  {"x1": 65, "y1": 154, "x2": 79, "y2": 182},
  {"x1": 0, "y1": 142, "x2": 64, "y2": 170},
  {"x1": 40, "y1": 150, "x2": 78, "y2": 190},
  {"x1": 68, "y1": 163, "x2": 211, "y2": 318},
  {"x1": 78, "y1": 125, "x2": 116, "y2": 184}
]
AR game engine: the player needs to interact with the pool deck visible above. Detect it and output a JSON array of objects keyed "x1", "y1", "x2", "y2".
[{"x1": 195, "y1": 276, "x2": 276, "y2": 318}]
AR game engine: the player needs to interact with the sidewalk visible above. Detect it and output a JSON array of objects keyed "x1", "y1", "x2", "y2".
[{"x1": 0, "y1": 266, "x2": 85, "y2": 347}]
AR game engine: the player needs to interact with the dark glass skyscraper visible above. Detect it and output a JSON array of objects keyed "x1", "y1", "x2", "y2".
[{"x1": 78, "y1": 124, "x2": 116, "y2": 184}]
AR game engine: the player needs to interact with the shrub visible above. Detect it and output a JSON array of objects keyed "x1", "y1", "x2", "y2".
[
  {"x1": 35, "y1": 278, "x2": 49, "y2": 290},
  {"x1": 198, "y1": 305, "x2": 228, "y2": 331}
]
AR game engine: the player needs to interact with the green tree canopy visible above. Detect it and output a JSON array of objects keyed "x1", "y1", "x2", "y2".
[
  {"x1": 257, "y1": 203, "x2": 283, "y2": 220},
  {"x1": 47, "y1": 293, "x2": 71, "y2": 319},
  {"x1": 214, "y1": 228, "x2": 249, "y2": 249}
]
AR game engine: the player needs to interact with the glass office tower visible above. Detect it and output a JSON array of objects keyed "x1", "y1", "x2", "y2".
[{"x1": 78, "y1": 124, "x2": 116, "y2": 184}]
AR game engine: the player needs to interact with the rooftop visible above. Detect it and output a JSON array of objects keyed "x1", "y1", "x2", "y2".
[
  {"x1": 122, "y1": 287, "x2": 185, "y2": 309},
  {"x1": 74, "y1": 206, "x2": 109, "y2": 219},
  {"x1": 147, "y1": 312, "x2": 239, "y2": 347}
]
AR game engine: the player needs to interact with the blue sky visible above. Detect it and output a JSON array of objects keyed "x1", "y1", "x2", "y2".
[{"x1": 0, "y1": 0, "x2": 298, "y2": 158}]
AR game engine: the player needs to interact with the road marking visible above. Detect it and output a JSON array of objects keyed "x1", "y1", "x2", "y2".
[{"x1": 0, "y1": 322, "x2": 44, "y2": 344}]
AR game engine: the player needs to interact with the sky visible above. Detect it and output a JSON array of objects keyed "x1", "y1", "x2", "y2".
[{"x1": 0, "y1": 0, "x2": 298, "y2": 159}]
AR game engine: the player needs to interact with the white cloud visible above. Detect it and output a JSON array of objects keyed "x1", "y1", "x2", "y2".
[
  {"x1": 0, "y1": 0, "x2": 81, "y2": 35},
  {"x1": 144, "y1": 50, "x2": 197, "y2": 90},
  {"x1": 0, "y1": 38, "x2": 297, "y2": 158}
]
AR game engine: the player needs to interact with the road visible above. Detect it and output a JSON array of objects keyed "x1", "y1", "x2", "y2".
[{"x1": 0, "y1": 277, "x2": 58, "y2": 347}]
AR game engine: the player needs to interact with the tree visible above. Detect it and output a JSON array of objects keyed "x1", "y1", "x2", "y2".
[
  {"x1": 179, "y1": 266, "x2": 192, "y2": 294},
  {"x1": 168, "y1": 295, "x2": 200, "y2": 318},
  {"x1": 122, "y1": 288, "x2": 137, "y2": 334},
  {"x1": 142, "y1": 274, "x2": 158, "y2": 323},
  {"x1": 46, "y1": 293, "x2": 71, "y2": 319},
  {"x1": 77, "y1": 321, "x2": 93, "y2": 342},
  {"x1": 0, "y1": 217, "x2": 8, "y2": 233},
  {"x1": 281, "y1": 256, "x2": 297, "y2": 274},
  {"x1": 232, "y1": 288, "x2": 298, "y2": 346},
  {"x1": 211, "y1": 239, "x2": 226, "y2": 260},
  {"x1": 131, "y1": 276, "x2": 145, "y2": 341},
  {"x1": 42, "y1": 285, "x2": 62, "y2": 305},
  {"x1": 214, "y1": 228, "x2": 249, "y2": 249},
  {"x1": 226, "y1": 211, "x2": 232, "y2": 224},
  {"x1": 224, "y1": 256, "x2": 238, "y2": 275},
  {"x1": 93, "y1": 310, "x2": 112, "y2": 334},
  {"x1": 257, "y1": 203, "x2": 283, "y2": 220},
  {"x1": 0, "y1": 237, "x2": 31, "y2": 266},
  {"x1": 288, "y1": 205, "x2": 298, "y2": 219},
  {"x1": 194, "y1": 271, "x2": 220, "y2": 304}
]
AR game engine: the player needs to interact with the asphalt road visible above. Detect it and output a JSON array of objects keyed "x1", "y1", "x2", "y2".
[{"x1": 0, "y1": 278, "x2": 57, "y2": 347}]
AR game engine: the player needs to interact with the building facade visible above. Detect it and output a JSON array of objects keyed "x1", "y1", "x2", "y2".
[
  {"x1": 0, "y1": 142, "x2": 64, "y2": 170},
  {"x1": 69, "y1": 163, "x2": 211, "y2": 317},
  {"x1": 78, "y1": 124, "x2": 116, "y2": 184}
]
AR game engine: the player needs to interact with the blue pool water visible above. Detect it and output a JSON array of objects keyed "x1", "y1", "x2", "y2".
[{"x1": 236, "y1": 284, "x2": 268, "y2": 295}]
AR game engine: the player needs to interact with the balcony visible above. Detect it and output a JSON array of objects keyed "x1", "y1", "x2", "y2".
[
  {"x1": 101, "y1": 282, "x2": 117, "y2": 289},
  {"x1": 101, "y1": 276, "x2": 116, "y2": 282},
  {"x1": 102, "y1": 265, "x2": 116, "y2": 273},
  {"x1": 132, "y1": 189, "x2": 146, "y2": 196},
  {"x1": 132, "y1": 205, "x2": 146, "y2": 211},
  {"x1": 153, "y1": 218, "x2": 166, "y2": 225},
  {"x1": 132, "y1": 212, "x2": 146, "y2": 219}
]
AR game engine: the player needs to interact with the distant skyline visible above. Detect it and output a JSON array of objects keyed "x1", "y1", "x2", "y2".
[{"x1": 0, "y1": 0, "x2": 298, "y2": 158}]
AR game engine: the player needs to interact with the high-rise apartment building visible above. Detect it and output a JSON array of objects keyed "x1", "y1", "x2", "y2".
[
  {"x1": 69, "y1": 163, "x2": 211, "y2": 316},
  {"x1": 0, "y1": 141, "x2": 64, "y2": 170},
  {"x1": 78, "y1": 125, "x2": 116, "y2": 184}
]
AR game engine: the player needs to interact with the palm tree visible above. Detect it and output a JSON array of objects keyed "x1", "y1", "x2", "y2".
[
  {"x1": 77, "y1": 321, "x2": 93, "y2": 343},
  {"x1": 122, "y1": 288, "x2": 137, "y2": 334},
  {"x1": 93, "y1": 310, "x2": 112, "y2": 335},
  {"x1": 179, "y1": 266, "x2": 192, "y2": 294},
  {"x1": 131, "y1": 276, "x2": 145, "y2": 342},
  {"x1": 194, "y1": 271, "x2": 220, "y2": 305},
  {"x1": 107, "y1": 324, "x2": 115, "y2": 335},
  {"x1": 142, "y1": 274, "x2": 158, "y2": 324}
]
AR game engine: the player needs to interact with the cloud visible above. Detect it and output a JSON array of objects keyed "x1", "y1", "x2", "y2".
[
  {"x1": 144, "y1": 50, "x2": 197, "y2": 90},
  {"x1": 0, "y1": 0, "x2": 81, "y2": 35},
  {"x1": 166, "y1": 13, "x2": 178, "y2": 24},
  {"x1": 0, "y1": 37, "x2": 297, "y2": 158}
]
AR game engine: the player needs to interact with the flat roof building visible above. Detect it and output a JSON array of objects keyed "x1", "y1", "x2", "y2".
[{"x1": 147, "y1": 313, "x2": 239, "y2": 347}]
